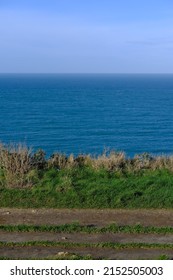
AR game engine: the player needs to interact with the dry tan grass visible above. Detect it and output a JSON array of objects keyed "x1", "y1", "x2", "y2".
[
  {"x1": 91, "y1": 151, "x2": 126, "y2": 171},
  {"x1": 151, "y1": 156, "x2": 173, "y2": 171},
  {"x1": 48, "y1": 153, "x2": 67, "y2": 169},
  {"x1": 1, "y1": 141, "x2": 173, "y2": 190},
  {"x1": 66, "y1": 154, "x2": 76, "y2": 169},
  {"x1": 43, "y1": 150, "x2": 173, "y2": 172},
  {"x1": 0, "y1": 142, "x2": 32, "y2": 188}
]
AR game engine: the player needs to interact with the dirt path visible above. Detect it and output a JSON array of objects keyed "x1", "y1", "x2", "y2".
[
  {"x1": 0, "y1": 246, "x2": 173, "y2": 260},
  {"x1": 1, "y1": 208, "x2": 173, "y2": 259},
  {"x1": 1, "y1": 208, "x2": 173, "y2": 227},
  {"x1": 1, "y1": 231, "x2": 173, "y2": 244}
]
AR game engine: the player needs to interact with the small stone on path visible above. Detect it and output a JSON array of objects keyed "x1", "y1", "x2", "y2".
[
  {"x1": 57, "y1": 252, "x2": 69, "y2": 256},
  {"x1": 62, "y1": 236, "x2": 68, "y2": 240}
]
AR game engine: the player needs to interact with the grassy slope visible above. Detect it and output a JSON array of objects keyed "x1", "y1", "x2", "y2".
[{"x1": 1, "y1": 167, "x2": 173, "y2": 208}]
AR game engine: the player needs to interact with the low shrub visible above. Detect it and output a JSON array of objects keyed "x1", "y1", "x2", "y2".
[{"x1": 0, "y1": 143, "x2": 32, "y2": 188}]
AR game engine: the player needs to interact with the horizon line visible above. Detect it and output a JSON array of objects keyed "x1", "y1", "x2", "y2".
[{"x1": 0, "y1": 72, "x2": 173, "y2": 75}]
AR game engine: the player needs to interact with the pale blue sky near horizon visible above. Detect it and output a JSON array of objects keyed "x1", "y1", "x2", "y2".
[{"x1": 0, "y1": 0, "x2": 173, "y2": 73}]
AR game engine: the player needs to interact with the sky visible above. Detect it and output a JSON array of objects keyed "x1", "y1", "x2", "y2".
[{"x1": 0, "y1": 0, "x2": 173, "y2": 73}]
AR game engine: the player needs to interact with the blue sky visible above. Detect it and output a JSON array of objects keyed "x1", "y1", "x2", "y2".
[{"x1": 0, "y1": 0, "x2": 173, "y2": 73}]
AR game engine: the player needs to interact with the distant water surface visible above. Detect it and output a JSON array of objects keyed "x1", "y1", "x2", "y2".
[{"x1": 0, "y1": 74, "x2": 173, "y2": 157}]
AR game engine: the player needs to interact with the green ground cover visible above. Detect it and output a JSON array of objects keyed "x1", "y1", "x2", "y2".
[
  {"x1": 1, "y1": 223, "x2": 173, "y2": 234},
  {"x1": 1, "y1": 241, "x2": 173, "y2": 249},
  {"x1": 1, "y1": 143, "x2": 173, "y2": 208},
  {"x1": 0, "y1": 168, "x2": 173, "y2": 208}
]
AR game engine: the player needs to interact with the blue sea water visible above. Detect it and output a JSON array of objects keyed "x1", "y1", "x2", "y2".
[{"x1": 0, "y1": 74, "x2": 173, "y2": 157}]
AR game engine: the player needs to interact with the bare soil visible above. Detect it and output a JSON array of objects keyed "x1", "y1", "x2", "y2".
[
  {"x1": 0, "y1": 246, "x2": 173, "y2": 260},
  {"x1": 1, "y1": 231, "x2": 173, "y2": 244},
  {"x1": 1, "y1": 208, "x2": 173, "y2": 227},
  {"x1": 1, "y1": 208, "x2": 173, "y2": 259}
]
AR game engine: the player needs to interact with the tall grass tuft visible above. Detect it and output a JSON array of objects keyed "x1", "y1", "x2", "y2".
[
  {"x1": 91, "y1": 150, "x2": 126, "y2": 172},
  {"x1": 1, "y1": 141, "x2": 173, "y2": 191},
  {"x1": 48, "y1": 153, "x2": 67, "y2": 169},
  {"x1": 0, "y1": 142, "x2": 32, "y2": 188}
]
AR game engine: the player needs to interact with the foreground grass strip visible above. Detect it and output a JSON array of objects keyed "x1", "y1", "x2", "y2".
[
  {"x1": 1, "y1": 224, "x2": 173, "y2": 234},
  {"x1": 2, "y1": 168, "x2": 173, "y2": 209},
  {"x1": 1, "y1": 241, "x2": 173, "y2": 249}
]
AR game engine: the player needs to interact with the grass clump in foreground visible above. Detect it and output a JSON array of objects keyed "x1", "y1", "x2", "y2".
[
  {"x1": 1, "y1": 241, "x2": 173, "y2": 250},
  {"x1": 1, "y1": 142, "x2": 173, "y2": 208},
  {"x1": 1, "y1": 223, "x2": 173, "y2": 234}
]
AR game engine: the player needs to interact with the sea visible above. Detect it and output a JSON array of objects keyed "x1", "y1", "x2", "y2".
[{"x1": 0, "y1": 74, "x2": 173, "y2": 157}]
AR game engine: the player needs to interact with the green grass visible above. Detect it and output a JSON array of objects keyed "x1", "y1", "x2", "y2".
[
  {"x1": 1, "y1": 144, "x2": 173, "y2": 208},
  {"x1": 1, "y1": 167, "x2": 173, "y2": 208},
  {"x1": 1, "y1": 223, "x2": 173, "y2": 234},
  {"x1": 157, "y1": 254, "x2": 170, "y2": 260},
  {"x1": 1, "y1": 241, "x2": 173, "y2": 249}
]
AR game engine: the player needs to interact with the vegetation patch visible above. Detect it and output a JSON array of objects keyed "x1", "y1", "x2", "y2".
[
  {"x1": 1, "y1": 223, "x2": 173, "y2": 234},
  {"x1": 1, "y1": 241, "x2": 173, "y2": 249},
  {"x1": 1, "y1": 143, "x2": 173, "y2": 208}
]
